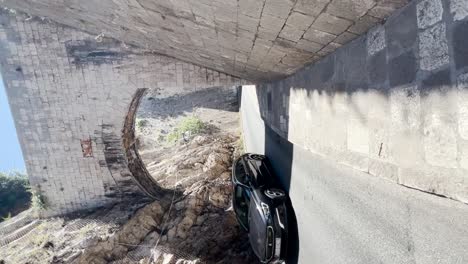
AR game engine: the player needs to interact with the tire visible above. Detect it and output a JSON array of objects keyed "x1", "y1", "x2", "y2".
[{"x1": 264, "y1": 188, "x2": 286, "y2": 200}]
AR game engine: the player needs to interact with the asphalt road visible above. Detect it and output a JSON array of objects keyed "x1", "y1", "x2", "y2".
[{"x1": 240, "y1": 85, "x2": 468, "y2": 264}]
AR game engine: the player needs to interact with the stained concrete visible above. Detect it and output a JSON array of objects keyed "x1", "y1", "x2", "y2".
[{"x1": 0, "y1": 0, "x2": 410, "y2": 81}]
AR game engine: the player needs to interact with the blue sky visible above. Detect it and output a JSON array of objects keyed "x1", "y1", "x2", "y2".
[{"x1": 0, "y1": 75, "x2": 25, "y2": 172}]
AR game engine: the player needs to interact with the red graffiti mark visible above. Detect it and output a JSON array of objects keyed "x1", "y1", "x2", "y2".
[{"x1": 81, "y1": 139, "x2": 93, "y2": 157}]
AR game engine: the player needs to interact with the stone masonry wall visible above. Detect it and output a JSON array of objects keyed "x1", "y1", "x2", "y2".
[
  {"x1": 0, "y1": 0, "x2": 409, "y2": 81},
  {"x1": 0, "y1": 10, "x2": 243, "y2": 216},
  {"x1": 257, "y1": 0, "x2": 468, "y2": 203}
]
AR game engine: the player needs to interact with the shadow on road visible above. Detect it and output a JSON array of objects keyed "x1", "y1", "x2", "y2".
[{"x1": 264, "y1": 124, "x2": 299, "y2": 264}]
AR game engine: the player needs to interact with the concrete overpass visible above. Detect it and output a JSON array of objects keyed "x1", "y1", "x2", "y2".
[{"x1": 0, "y1": 0, "x2": 409, "y2": 80}]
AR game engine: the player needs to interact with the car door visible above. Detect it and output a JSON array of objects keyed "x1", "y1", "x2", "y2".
[{"x1": 233, "y1": 184, "x2": 250, "y2": 230}]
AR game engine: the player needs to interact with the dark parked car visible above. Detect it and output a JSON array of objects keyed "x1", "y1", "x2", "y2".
[{"x1": 231, "y1": 153, "x2": 288, "y2": 263}]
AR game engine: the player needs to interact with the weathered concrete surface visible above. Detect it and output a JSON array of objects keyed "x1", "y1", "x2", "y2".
[
  {"x1": 253, "y1": 0, "x2": 468, "y2": 203},
  {"x1": 241, "y1": 85, "x2": 468, "y2": 264},
  {"x1": 0, "y1": 10, "x2": 243, "y2": 216},
  {"x1": 0, "y1": 0, "x2": 410, "y2": 81}
]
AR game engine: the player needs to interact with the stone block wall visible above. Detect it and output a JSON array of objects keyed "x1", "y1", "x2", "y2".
[
  {"x1": 0, "y1": 10, "x2": 243, "y2": 216},
  {"x1": 257, "y1": 0, "x2": 468, "y2": 203}
]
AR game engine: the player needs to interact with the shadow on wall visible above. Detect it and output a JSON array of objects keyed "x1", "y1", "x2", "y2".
[
  {"x1": 254, "y1": 0, "x2": 468, "y2": 204},
  {"x1": 250, "y1": 83, "x2": 300, "y2": 263}
]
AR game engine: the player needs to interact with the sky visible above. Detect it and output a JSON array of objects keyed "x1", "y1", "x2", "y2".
[{"x1": 0, "y1": 75, "x2": 25, "y2": 172}]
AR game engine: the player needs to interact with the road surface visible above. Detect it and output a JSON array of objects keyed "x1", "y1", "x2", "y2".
[{"x1": 240, "y1": 85, "x2": 468, "y2": 264}]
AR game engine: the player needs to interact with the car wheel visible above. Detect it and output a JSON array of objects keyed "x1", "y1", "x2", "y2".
[{"x1": 264, "y1": 188, "x2": 286, "y2": 199}]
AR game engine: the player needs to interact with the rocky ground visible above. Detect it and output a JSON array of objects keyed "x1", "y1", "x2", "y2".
[{"x1": 0, "y1": 86, "x2": 257, "y2": 263}]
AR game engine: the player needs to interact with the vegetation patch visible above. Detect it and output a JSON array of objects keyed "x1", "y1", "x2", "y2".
[
  {"x1": 30, "y1": 189, "x2": 47, "y2": 211},
  {"x1": 166, "y1": 116, "x2": 206, "y2": 143},
  {"x1": 0, "y1": 171, "x2": 31, "y2": 222},
  {"x1": 136, "y1": 118, "x2": 148, "y2": 129}
]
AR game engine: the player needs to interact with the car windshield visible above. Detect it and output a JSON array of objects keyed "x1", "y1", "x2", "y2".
[{"x1": 234, "y1": 159, "x2": 249, "y2": 185}]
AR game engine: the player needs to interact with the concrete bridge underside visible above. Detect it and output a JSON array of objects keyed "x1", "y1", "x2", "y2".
[{"x1": 0, "y1": 0, "x2": 410, "y2": 81}]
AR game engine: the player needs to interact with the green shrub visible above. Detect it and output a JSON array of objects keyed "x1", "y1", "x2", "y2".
[
  {"x1": 166, "y1": 116, "x2": 205, "y2": 143},
  {"x1": 136, "y1": 119, "x2": 148, "y2": 129},
  {"x1": 30, "y1": 189, "x2": 47, "y2": 211},
  {"x1": 0, "y1": 171, "x2": 31, "y2": 221}
]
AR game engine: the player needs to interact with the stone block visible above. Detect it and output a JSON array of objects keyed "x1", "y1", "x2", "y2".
[
  {"x1": 417, "y1": 0, "x2": 444, "y2": 29},
  {"x1": 311, "y1": 13, "x2": 353, "y2": 35},
  {"x1": 367, "y1": 26, "x2": 386, "y2": 56},
  {"x1": 461, "y1": 140, "x2": 468, "y2": 170},
  {"x1": 389, "y1": 51, "x2": 417, "y2": 87},
  {"x1": 338, "y1": 151, "x2": 369, "y2": 172},
  {"x1": 347, "y1": 116, "x2": 369, "y2": 155},
  {"x1": 257, "y1": 27, "x2": 280, "y2": 41},
  {"x1": 238, "y1": 0, "x2": 263, "y2": 18},
  {"x1": 318, "y1": 42, "x2": 342, "y2": 56},
  {"x1": 369, "y1": 0, "x2": 409, "y2": 19},
  {"x1": 235, "y1": 37, "x2": 254, "y2": 51},
  {"x1": 317, "y1": 56, "x2": 334, "y2": 81},
  {"x1": 368, "y1": 92, "x2": 391, "y2": 159},
  {"x1": 327, "y1": 0, "x2": 376, "y2": 20},
  {"x1": 453, "y1": 21, "x2": 468, "y2": 70},
  {"x1": 263, "y1": 0, "x2": 294, "y2": 19},
  {"x1": 450, "y1": 0, "x2": 468, "y2": 21},
  {"x1": 303, "y1": 28, "x2": 336, "y2": 45},
  {"x1": 342, "y1": 38, "x2": 368, "y2": 91},
  {"x1": 421, "y1": 68, "x2": 451, "y2": 95},
  {"x1": 369, "y1": 159, "x2": 398, "y2": 181},
  {"x1": 285, "y1": 12, "x2": 314, "y2": 31},
  {"x1": 385, "y1": 4, "x2": 417, "y2": 58},
  {"x1": 237, "y1": 29, "x2": 256, "y2": 41},
  {"x1": 390, "y1": 85, "x2": 421, "y2": 131},
  {"x1": 293, "y1": 0, "x2": 329, "y2": 17},
  {"x1": 368, "y1": 49, "x2": 388, "y2": 85},
  {"x1": 420, "y1": 70, "x2": 458, "y2": 168},
  {"x1": 260, "y1": 13, "x2": 286, "y2": 32},
  {"x1": 238, "y1": 14, "x2": 259, "y2": 31},
  {"x1": 251, "y1": 40, "x2": 272, "y2": 56},
  {"x1": 296, "y1": 38, "x2": 323, "y2": 53},
  {"x1": 278, "y1": 24, "x2": 305, "y2": 42},
  {"x1": 423, "y1": 115, "x2": 458, "y2": 168},
  {"x1": 457, "y1": 73, "x2": 468, "y2": 140},
  {"x1": 334, "y1": 31, "x2": 358, "y2": 44},
  {"x1": 348, "y1": 15, "x2": 380, "y2": 35},
  {"x1": 419, "y1": 23, "x2": 449, "y2": 71},
  {"x1": 191, "y1": 2, "x2": 214, "y2": 21},
  {"x1": 389, "y1": 132, "x2": 426, "y2": 168}
]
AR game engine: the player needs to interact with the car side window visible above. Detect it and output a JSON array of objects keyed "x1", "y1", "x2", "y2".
[
  {"x1": 234, "y1": 160, "x2": 249, "y2": 185},
  {"x1": 234, "y1": 185, "x2": 250, "y2": 229}
]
